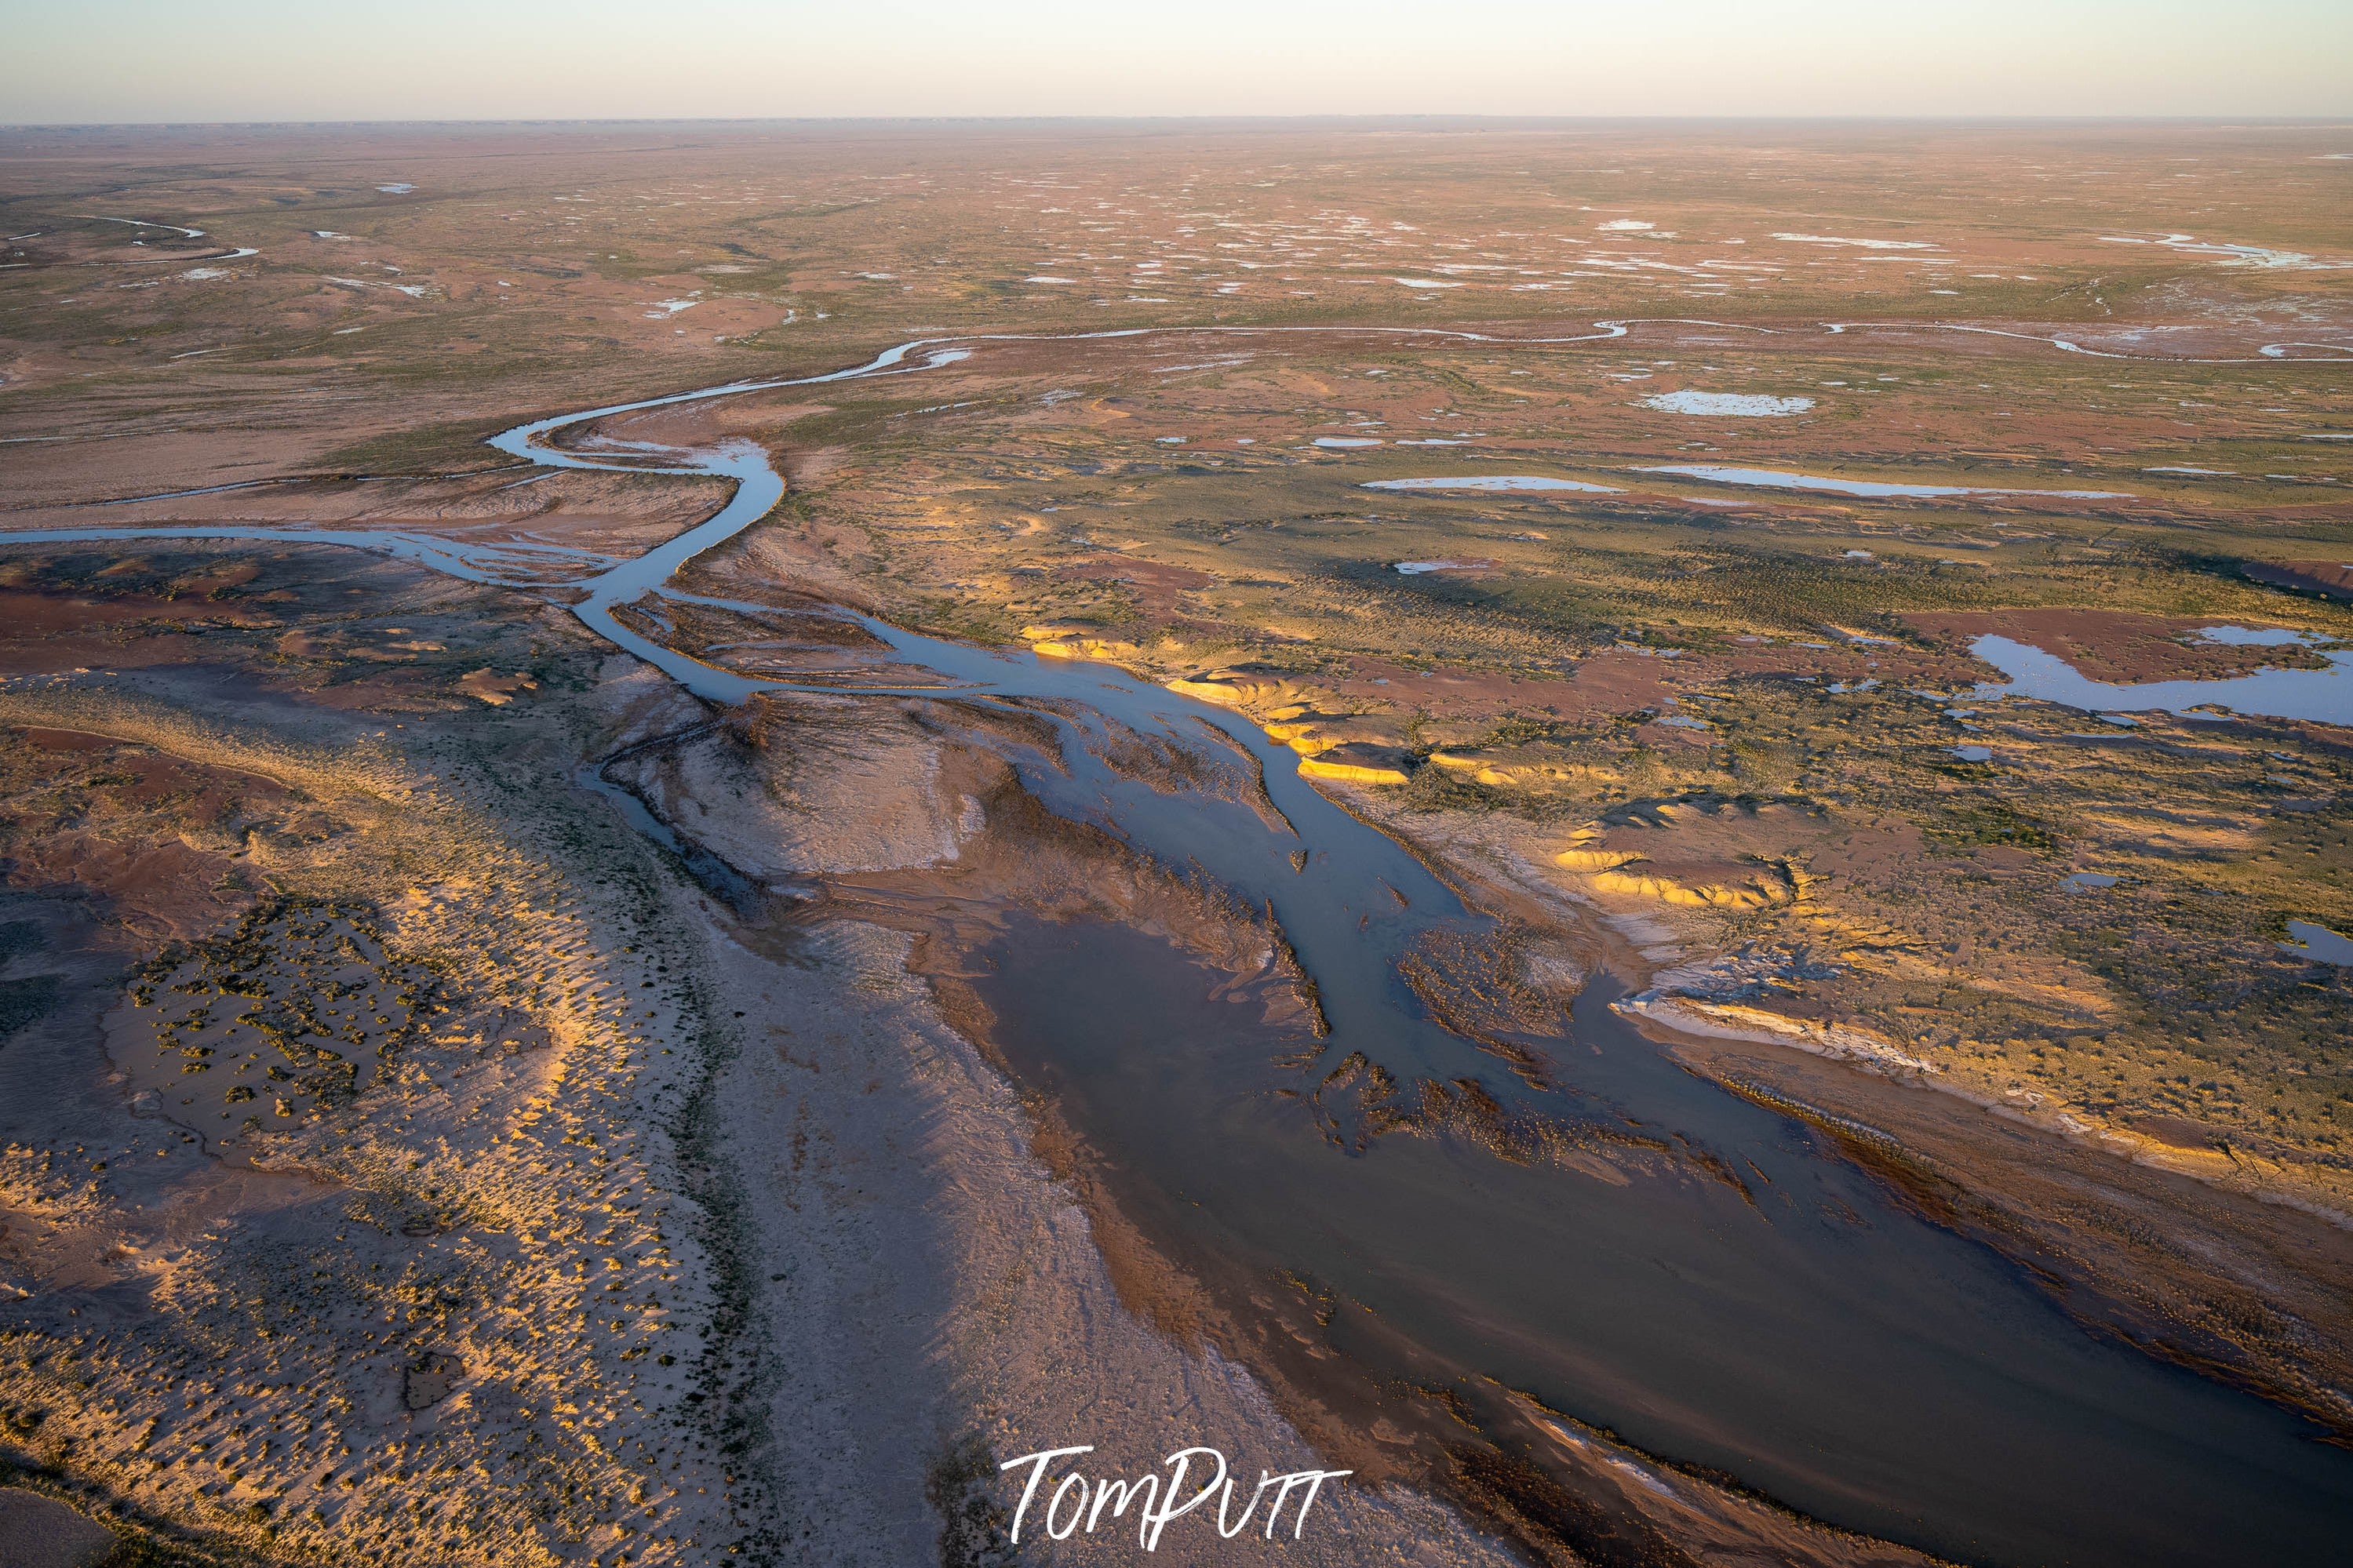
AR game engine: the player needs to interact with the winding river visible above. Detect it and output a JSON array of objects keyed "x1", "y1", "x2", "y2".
[{"x1": 11, "y1": 332, "x2": 2353, "y2": 1566}]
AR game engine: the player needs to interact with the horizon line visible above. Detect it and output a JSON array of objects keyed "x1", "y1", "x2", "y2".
[{"x1": 7, "y1": 113, "x2": 2353, "y2": 134}]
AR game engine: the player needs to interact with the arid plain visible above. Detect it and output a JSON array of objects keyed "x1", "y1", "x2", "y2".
[{"x1": 0, "y1": 120, "x2": 2349, "y2": 1567}]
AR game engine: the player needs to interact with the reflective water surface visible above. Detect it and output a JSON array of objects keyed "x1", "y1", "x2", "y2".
[{"x1": 1972, "y1": 632, "x2": 2353, "y2": 725}]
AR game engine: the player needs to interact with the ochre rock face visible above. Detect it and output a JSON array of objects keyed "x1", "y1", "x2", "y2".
[
  {"x1": 1022, "y1": 625, "x2": 1142, "y2": 661},
  {"x1": 1029, "y1": 636, "x2": 1140, "y2": 660},
  {"x1": 1166, "y1": 675, "x2": 1304, "y2": 709},
  {"x1": 1430, "y1": 748, "x2": 1612, "y2": 790},
  {"x1": 1292, "y1": 740, "x2": 1411, "y2": 784},
  {"x1": 1587, "y1": 868, "x2": 1789, "y2": 910},
  {"x1": 1298, "y1": 755, "x2": 1411, "y2": 786},
  {"x1": 1553, "y1": 847, "x2": 1644, "y2": 871}
]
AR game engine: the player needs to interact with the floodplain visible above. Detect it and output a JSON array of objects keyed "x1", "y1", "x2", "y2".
[{"x1": 0, "y1": 119, "x2": 2348, "y2": 1567}]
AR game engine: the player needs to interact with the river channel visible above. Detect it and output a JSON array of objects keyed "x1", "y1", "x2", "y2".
[{"x1": 10, "y1": 335, "x2": 2353, "y2": 1566}]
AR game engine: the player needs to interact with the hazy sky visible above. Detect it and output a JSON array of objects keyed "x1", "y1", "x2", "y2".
[{"x1": 5, "y1": 0, "x2": 2351, "y2": 123}]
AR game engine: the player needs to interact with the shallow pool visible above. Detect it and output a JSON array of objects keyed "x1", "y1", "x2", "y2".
[{"x1": 1971, "y1": 633, "x2": 2353, "y2": 726}]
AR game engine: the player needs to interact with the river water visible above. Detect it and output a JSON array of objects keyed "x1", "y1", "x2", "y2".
[{"x1": 10, "y1": 337, "x2": 2353, "y2": 1566}]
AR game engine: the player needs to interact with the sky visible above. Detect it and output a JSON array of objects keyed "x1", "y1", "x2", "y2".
[{"x1": 3, "y1": 0, "x2": 2351, "y2": 124}]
